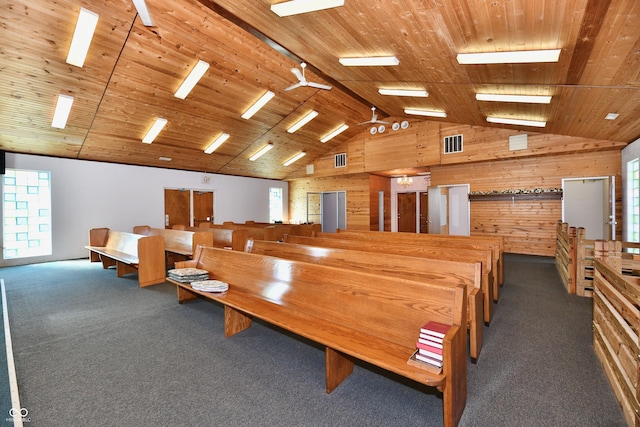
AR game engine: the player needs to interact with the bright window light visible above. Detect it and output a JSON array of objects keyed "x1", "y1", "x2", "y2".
[
  {"x1": 271, "y1": 0, "x2": 345, "y2": 17},
  {"x1": 132, "y1": 0, "x2": 153, "y2": 26},
  {"x1": 487, "y1": 117, "x2": 547, "y2": 127},
  {"x1": 339, "y1": 56, "x2": 399, "y2": 66},
  {"x1": 456, "y1": 49, "x2": 561, "y2": 64},
  {"x1": 287, "y1": 110, "x2": 318, "y2": 133},
  {"x1": 379, "y1": 89, "x2": 428, "y2": 97},
  {"x1": 66, "y1": 8, "x2": 99, "y2": 67},
  {"x1": 249, "y1": 143, "x2": 273, "y2": 161},
  {"x1": 404, "y1": 109, "x2": 447, "y2": 118},
  {"x1": 51, "y1": 94, "x2": 74, "y2": 129},
  {"x1": 142, "y1": 118, "x2": 168, "y2": 143},
  {"x1": 174, "y1": 60, "x2": 210, "y2": 100},
  {"x1": 320, "y1": 124, "x2": 349, "y2": 143},
  {"x1": 204, "y1": 133, "x2": 230, "y2": 154},
  {"x1": 476, "y1": 94, "x2": 552, "y2": 104},
  {"x1": 242, "y1": 91, "x2": 275, "y2": 119}
]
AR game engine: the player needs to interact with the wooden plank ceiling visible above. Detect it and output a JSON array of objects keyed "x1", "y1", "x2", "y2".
[{"x1": 1, "y1": 0, "x2": 639, "y2": 180}]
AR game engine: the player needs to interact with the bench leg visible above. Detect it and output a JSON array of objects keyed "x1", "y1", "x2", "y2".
[
  {"x1": 177, "y1": 286, "x2": 199, "y2": 304},
  {"x1": 99, "y1": 255, "x2": 116, "y2": 269},
  {"x1": 116, "y1": 261, "x2": 137, "y2": 278},
  {"x1": 224, "y1": 306, "x2": 252, "y2": 337},
  {"x1": 325, "y1": 347, "x2": 354, "y2": 393}
]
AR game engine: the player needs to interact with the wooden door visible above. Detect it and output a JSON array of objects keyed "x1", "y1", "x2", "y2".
[
  {"x1": 397, "y1": 192, "x2": 416, "y2": 233},
  {"x1": 193, "y1": 191, "x2": 214, "y2": 227},
  {"x1": 419, "y1": 191, "x2": 429, "y2": 233},
  {"x1": 164, "y1": 189, "x2": 190, "y2": 229}
]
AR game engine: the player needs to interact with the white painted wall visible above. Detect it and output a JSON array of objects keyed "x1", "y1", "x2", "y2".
[{"x1": 1, "y1": 153, "x2": 288, "y2": 266}]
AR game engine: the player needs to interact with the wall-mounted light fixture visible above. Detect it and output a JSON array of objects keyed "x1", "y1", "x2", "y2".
[{"x1": 397, "y1": 175, "x2": 413, "y2": 187}]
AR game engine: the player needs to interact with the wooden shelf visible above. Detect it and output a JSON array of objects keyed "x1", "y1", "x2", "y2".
[{"x1": 469, "y1": 192, "x2": 562, "y2": 202}]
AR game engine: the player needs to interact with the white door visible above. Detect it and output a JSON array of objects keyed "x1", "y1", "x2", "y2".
[{"x1": 562, "y1": 177, "x2": 614, "y2": 240}]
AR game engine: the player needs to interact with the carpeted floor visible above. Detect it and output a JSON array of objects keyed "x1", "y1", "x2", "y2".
[{"x1": 0, "y1": 254, "x2": 628, "y2": 426}]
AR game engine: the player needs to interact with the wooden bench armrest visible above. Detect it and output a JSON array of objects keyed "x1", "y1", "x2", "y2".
[{"x1": 442, "y1": 324, "x2": 467, "y2": 427}]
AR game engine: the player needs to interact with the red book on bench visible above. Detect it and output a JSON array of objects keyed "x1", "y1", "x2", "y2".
[
  {"x1": 420, "y1": 321, "x2": 451, "y2": 340},
  {"x1": 416, "y1": 340, "x2": 443, "y2": 355}
]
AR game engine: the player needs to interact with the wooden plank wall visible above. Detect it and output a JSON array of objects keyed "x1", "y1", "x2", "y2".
[
  {"x1": 430, "y1": 151, "x2": 621, "y2": 256},
  {"x1": 288, "y1": 119, "x2": 623, "y2": 257}
]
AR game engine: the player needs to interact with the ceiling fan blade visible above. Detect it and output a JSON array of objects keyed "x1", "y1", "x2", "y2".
[
  {"x1": 284, "y1": 83, "x2": 302, "y2": 91},
  {"x1": 307, "y1": 82, "x2": 332, "y2": 90},
  {"x1": 374, "y1": 119, "x2": 391, "y2": 124},
  {"x1": 291, "y1": 67, "x2": 304, "y2": 82}
]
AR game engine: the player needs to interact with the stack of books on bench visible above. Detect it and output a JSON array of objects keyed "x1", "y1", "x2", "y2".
[{"x1": 407, "y1": 321, "x2": 451, "y2": 373}]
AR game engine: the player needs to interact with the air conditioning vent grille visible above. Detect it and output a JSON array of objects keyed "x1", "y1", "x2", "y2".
[
  {"x1": 335, "y1": 153, "x2": 347, "y2": 168},
  {"x1": 444, "y1": 134, "x2": 463, "y2": 154}
]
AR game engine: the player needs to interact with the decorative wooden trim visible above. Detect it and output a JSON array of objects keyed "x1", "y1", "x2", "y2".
[{"x1": 469, "y1": 192, "x2": 562, "y2": 202}]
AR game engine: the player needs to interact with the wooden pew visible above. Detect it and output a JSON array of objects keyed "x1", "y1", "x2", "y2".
[
  {"x1": 85, "y1": 228, "x2": 166, "y2": 287},
  {"x1": 323, "y1": 229, "x2": 503, "y2": 301},
  {"x1": 179, "y1": 226, "x2": 249, "y2": 251},
  {"x1": 284, "y1": 234, "x2": 495, "y2": 324},
  {"x1": 171, "y1": 247, "x2": 468, "y2": 427},
  {"x1": 132, "y1": 226, "x2": 214, "y2": 268},
  {"x1": 245, "y1": 239, "x2": 484, "y2": 361}
]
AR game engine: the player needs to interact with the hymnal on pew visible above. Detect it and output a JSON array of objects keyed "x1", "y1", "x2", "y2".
[{"x1": 420, "y1": 321, "x2": 452, "y2": 341}]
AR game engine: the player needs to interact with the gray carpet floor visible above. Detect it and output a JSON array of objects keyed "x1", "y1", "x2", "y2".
[{"x1": 0, "y1": 254, "x2": 628, "y2": 426}]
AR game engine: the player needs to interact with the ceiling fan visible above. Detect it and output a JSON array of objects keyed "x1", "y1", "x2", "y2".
[
  {"x1": 284, "y1": 62, "x2": 332, "y2": 91},
  {"x1": 358, "y1": 107, "x2": 390, "y2": 125}
]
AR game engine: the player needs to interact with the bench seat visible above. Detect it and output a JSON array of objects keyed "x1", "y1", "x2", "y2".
[{"x1": 171, "y1": 247, "x2": 467, "y2": 427}]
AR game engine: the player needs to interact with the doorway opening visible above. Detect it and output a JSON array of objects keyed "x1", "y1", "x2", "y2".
[
  {"x1": 562, "y1": 176, "x2": 615, "y2": 240},
  {"x1": 164, "y1": 188, "x2": 214, "y2": 229}
]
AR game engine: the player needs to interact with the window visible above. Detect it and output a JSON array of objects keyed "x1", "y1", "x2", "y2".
[
  {"x1": 269, "y1": 187, "x2": 283, "y2": 223},
  {"x1": 627, "y1": 158, "x2": 640, "y2": 244},
  {"x1": 2, "y1": 169, "x2": 52, "y2": 259}
]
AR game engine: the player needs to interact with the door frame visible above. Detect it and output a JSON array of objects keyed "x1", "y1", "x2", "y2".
[{"x1": 164, "y1": 187, "x2": 216, "y2": 228}]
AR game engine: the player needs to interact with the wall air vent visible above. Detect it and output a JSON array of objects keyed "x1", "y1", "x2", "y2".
[
  {"x1": 335, "y1": 153, "x2": 347, "y2": 168},
  {"x1": 444, "y1": 134, "x2": 463, "y2": 154}
]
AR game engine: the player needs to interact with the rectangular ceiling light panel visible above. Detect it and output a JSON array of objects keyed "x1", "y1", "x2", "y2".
[
  {"x1": 142, "y1": 118, "x2": 168, "y2": 143},
  {"x1": 249, "y1": 143, "x2": 274, "y2": 161},
  {"x1": 457, "y1": 49, "x2": 561, "y2": 64},
  {"x1": 51, "y1": 94, "x2": 75, "y2": 129},
  {"x1": 476, "y1": 94, "x2": 552, "y2": 104},
  {"x1": 379, "y1": 89, "x2": 428, "y2": 97},
  {"x1": 271, "y1": 0, "x2": 345, "y2": 17},
  {"x1": 320, "y1": 124, "x2": 349, "y2": 143},
  {"x1": 132, "y1": 0, "x2": 154, "y2": 26},
  {"x1": 339, "y1": 56, "x2": 399, "y2": 66},
  {"x1": 66, "y1": 7, "x2": 99, "y2": 67},
  {"x1": 404, "y1": 109, "x2": 447, "y2": 118},
  {"x1": 487, "y1": 117, "x2": 546, "y2": 127},
  {"x1": 204, "y1": 133, "x2": 230, "y2": 154},
  {"x1": 287, "y1": 110, "x2": 318, "y2": 133},
  {"x1": 242, "y1": 91, "x2": 275, "y2": 119},
  {"x1": 283, "y1": 151, "x2": 306, "y2": 166},
  {"x1": 174, "y1": 60, "x2": 210, "y2": 100}
]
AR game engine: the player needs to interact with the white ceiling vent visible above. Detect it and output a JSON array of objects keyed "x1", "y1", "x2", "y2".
[
  {"x1": 444, "y1": 134, "x2": 463, "y2": 154},
  {"x1": 306, "y1": 164, "x2": 314, "y2": 175},
  {"x1": 335, "y1": 153, "x2": 347, "y2": 168},
  {"x1": 509, "y1": 134, "x2": 528, "y2": 151}
]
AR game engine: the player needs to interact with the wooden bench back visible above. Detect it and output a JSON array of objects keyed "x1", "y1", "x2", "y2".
[
  {"x1": 246, "y1": 239, "x2": 481, "y2": 290},
  {"x1": 190, "y1": 247, "x2": 466, "y2": 349},
  {"x1": 133, "y1": 226, "x2": 213, "y2": 256},
  {"x1": 105, "y1": 230, "x2": 143, "y2": 256}
]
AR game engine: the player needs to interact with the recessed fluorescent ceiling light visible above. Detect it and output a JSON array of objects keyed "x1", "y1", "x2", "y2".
[
  {"x1": 283, "y1": 151, "x2": 306, "y2": 166},
  {"x1": 379, "y1": 89, "x2": 428, "y2": 97},
  {"x1": 204, "y1": 133, "x2": 230, "y2": 154},
  {"x1": 159, "y1": 157, "x2": 172, "y2": 161},
  {"x1": 249, "y1": 143, "x2": 273, "y2": 161},
  {"x1": 287, "y1": 110, "x2": 318, "y2": 133},
  {"x1": 404, "y1": 108, "x2": 447, "y2": 118},
  {"x1": 339, "y1": 56, "x2": 399, "y2": 66},
  {"x1": 131, "y1": 0, "x2": 154, "y2": 26},
  {"x1": 174, "y1": 60, "x2": 210, "y2": 100},
  {"x1": 456, "y1": 49, "x2": 561, "y2": 64},
  {"x1": 271, "y1": 0, "x2": 345, "y2": 17},
  {"x1": 242, "y1": 91, "x2": 275, "y2": 119},
  {"x1": 476, "y1": 94, "x2": 552, "y2": 104},
  {"x1": 320, "y1": 124, "x2": 349, "y2": 143},
  {"x1": 142, "y1": 118, "x2": 168, "y2": 143},
  {"x1": 487, "y1": 117, "x2": 546, "y2": 127},
  {"x1": 66, "y1": 7, "x2": 99, "y2": 67},
  {"x1": 605, "y1": 113, "x2": 619, "y2": 120},
  {"x1": 51, "y1": 94, "x2": 74, "y2": 129}
]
